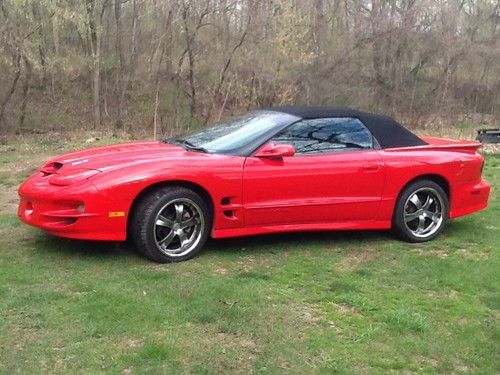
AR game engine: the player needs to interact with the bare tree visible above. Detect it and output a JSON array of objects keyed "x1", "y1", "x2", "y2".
[
  {"x1": 0, "y1": 0, "x2": 498, "y2": 135},
  {"x1": 178, "y1": 0, "x2": 211, "y2": 117},
  {"x1": 86, "y1": 0, "x2": 106, "y2": 129},
  {"x1": 0, "y1": 52, "x2": 21, "y2": 130}
]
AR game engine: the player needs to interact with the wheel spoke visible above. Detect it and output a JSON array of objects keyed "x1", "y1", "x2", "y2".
[
  {"x1": 178, "y1": 231, "x2": 188, "y2": 248},
  {"x1": 409, "y1": 194, "x2": 422, "y2": 209},
  {"x1": 180, "y1": 215, "x2": 199, "y2": 229},
  {"x1": 417, "y1": 216, "x2": 426, "y2": 233},
  {"x1": 426, "y1": 221, "x2": 437, "y2": 233},
  {"x1": 422, "y1": 196, "x2": 433, "y2": 211},
  {"x1": 158, "y1": 230, "x2": 175, "y2": 247},
  {"x1": 156, "y1": 215, "x2": 173, "y2": 228},
  {"x1": 405, "y1": 210, "x2": 422, "y2": 222},
  {"x1": 429, "y1": 212, "x2": 440, "y2": 223},
  {"x1": 174, "y1": 203, "x2": 184, "y2": 223}
]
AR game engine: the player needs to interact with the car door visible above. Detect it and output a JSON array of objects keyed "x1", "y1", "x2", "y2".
[{"x1": 242, "y1": 117, "x2": 385, "y2": 226}]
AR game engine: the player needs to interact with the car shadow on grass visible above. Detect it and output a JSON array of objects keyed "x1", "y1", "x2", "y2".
[
  {"x1": 204, "y1": 218, "x2": 480, "y2": 256},
  {"x1": 32, "y1": 229, "x2": 397, "y2": 262},
  {"x1": 204, "y1": 229, "x2": 396, "y2": 255},
  {"x1": 31, "y1": 232, "x2": 141, "y2": 262},
  {"x1": 32, "y1": 222, "x2": 473, "y2": 262}
]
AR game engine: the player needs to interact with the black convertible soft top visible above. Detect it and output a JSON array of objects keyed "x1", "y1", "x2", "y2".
[{"x1": 265, "y1": 106, "x2": 426, "y2": 149}]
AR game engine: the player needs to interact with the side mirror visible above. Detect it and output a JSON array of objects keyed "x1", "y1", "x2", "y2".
[{"x1": 254, "y1": 143, "x2": 295, "y2": 158}]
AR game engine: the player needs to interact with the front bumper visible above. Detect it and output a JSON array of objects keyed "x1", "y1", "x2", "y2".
[{"x1": 18, "y1": 171, "x2": 127, "y2": 241}]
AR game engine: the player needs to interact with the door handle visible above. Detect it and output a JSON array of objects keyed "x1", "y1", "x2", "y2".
[{"x1": 362, "y1": 163, "x2": 380, "y2": 171}]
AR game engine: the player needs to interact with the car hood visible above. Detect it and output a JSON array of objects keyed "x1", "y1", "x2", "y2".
[{"x1": 43, "y1": 141, "x2": 193, "y2": 173}]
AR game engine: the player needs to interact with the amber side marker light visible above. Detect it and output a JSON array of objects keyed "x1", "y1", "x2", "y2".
[{"x1": 108, "y1": 211, "x2": 126, "y2": 218}]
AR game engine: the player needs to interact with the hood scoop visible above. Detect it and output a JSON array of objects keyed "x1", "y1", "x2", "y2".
[{"x1": 41, "y1": 162, "x2": 63, "y2": 176}]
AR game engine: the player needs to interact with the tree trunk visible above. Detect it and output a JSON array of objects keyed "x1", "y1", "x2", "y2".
[
  {"x1": 179, "y1": 1, "x2": 211, "y2": 118},
  {"x1": 181, "y1": 3, "x2": 197, "y2": 117},
  {"x1": 52, "y1": 13, "x2": 59, "y2": 56},
  {"x1": 91, "y1": 57, "x2": 101, "y2": 129},
  {"x1": 314, "y1": 0, "x2": 326, "y2": 51},
  {"x1": 162, "y1": 8, "x2": 173, "y2": 80},
  {"x1": 371, "y1": 0, "x2": 387, "y2": 106},
  {"x1": 0, "y1": 53, "x2": 21, "y2": 132},
  {"x1": 114, "y1": 0, "x2": 126, "y2": 129},
  {"x1": 18, "y1": 56, "x2": 33, "y2": 129},
  {"x1": 86, "y1": 0, "x2": 101, "y2": 128},
  {"x1": 32, "y1": 2, "x2": 47, "y2": 88}
]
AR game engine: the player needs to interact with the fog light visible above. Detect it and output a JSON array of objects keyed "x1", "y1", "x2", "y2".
[{"x1": 76, "y1": 204, "x2": 85, "y2": 213}]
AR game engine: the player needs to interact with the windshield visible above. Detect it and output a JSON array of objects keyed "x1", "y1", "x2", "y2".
[{"x1": 167, "y1": 111, "x2": 299, "y2": 154}]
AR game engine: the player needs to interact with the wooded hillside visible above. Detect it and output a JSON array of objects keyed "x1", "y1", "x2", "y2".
[{"x1": 0, "y1": 0, "x2": 499, "y2": 136}]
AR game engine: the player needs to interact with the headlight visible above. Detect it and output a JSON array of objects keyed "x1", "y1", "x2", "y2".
[{"x1": 48, "y1": 169, "x2": 102, "y2": 186}]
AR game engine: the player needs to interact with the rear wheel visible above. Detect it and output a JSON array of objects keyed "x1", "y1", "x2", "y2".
[
  {"x1": 392, "y1": 180, "x2": 449, "y2": 242},
  {"x1": 131, "y1": 187, "x2": 211, "y2": 262}
]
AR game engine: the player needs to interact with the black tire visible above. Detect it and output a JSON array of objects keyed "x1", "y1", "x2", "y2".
[
  {"x1": 131, "y1": 186, "x2": 211, "y2": 263},
  {"x1": 392, "y1": 179, "x2": 449, "y2": 243}
]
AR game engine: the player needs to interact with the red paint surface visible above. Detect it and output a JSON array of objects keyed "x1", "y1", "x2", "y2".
[{"x1": 18, "y1": 137, "x2": 490, "y2": 241}]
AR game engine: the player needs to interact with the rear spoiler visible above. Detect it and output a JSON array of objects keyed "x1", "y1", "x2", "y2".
[{"x1": 385, "y1": 136, "x2": 482, "y2": 154}]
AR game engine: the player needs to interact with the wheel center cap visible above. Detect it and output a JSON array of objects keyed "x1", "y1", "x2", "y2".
[{"x1": 173, "y1": 223, "x2": 180, "y2": 231}]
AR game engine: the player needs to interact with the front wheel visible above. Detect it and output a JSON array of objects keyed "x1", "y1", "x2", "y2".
[
  {"x1": 392, "y1": 180, "x2": 449, "y2": 243},
  {"x1": 131, "y1": 186, "x2": 211, "y2": 262}
]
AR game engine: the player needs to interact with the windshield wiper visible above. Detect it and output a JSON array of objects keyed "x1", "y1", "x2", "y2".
[{"x1": 170, "y1": 138, "x2": 209, "y2": 153}]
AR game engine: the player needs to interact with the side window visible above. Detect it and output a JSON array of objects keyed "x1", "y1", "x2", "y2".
[{"x1": 271, "y1": 117, "x2": 373, "y2": 155}]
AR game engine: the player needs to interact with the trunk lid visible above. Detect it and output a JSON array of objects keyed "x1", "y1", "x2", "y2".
[{"x1": 386, "y1": 136, "x2": 482, "y2": 154}]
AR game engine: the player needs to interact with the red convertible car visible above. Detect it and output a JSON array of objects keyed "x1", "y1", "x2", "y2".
[{"x1": 18, "y1": 107, "x2": 490, "y2": 262}]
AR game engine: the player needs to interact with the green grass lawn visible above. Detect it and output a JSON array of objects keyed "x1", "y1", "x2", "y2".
[{"x1": 0, "y1": 137, "x2": 498, "y2": 374}]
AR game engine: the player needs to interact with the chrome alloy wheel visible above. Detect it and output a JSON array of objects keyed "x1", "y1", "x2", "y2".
[
  {"x1": 403, "y1": 187, "x2": 444, "y2": 239},
  {"x1": 153, "y1": 198, "x2": 205, "y2": 257}
]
